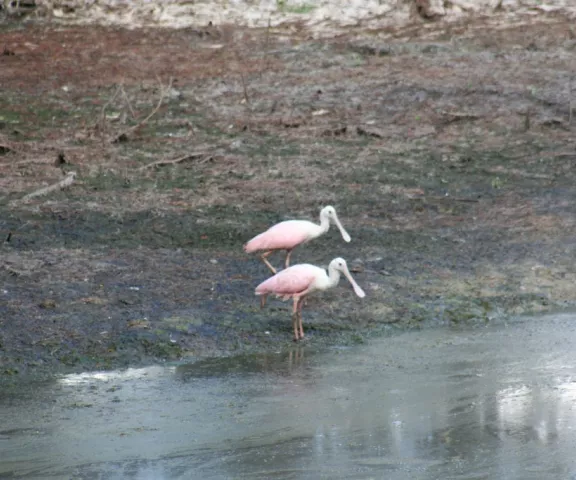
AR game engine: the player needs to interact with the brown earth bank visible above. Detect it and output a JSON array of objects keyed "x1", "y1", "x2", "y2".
[{"x1": 2, "y1": 9, "x2": 576, "y2": 377}]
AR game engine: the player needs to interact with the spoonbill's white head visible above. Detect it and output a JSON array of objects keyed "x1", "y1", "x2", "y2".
[
  {"x1": 320, "y1": 206, "x2": 351, "y2": 243},
  {"x1": 329, "y1": 257, "x2": 366, "y2": 298}
]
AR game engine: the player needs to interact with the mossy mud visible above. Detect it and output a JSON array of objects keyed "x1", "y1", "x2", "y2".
[{"x1": 2, "y1": 14, "x2": 576, "y2": 377}]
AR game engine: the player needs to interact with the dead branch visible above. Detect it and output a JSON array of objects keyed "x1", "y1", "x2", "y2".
[
  {"x1": 110, "y1": 77, "x2": 173, "y2": 144},
  {"x1": 0, "y1": 157, "x2": 55, "y2": 168},
  {"x1": 547, "y1": 151, "x2": 576, "y2": 158},
  {"x1": 262, "y1": 17, "x2": 272, "y2": 75},
  {"x1": 239, "y1": 70, "x2": 250, "y2": 105},
  {"x1": 427, "y1": 196, "x2": 480, "y2": 203},
  {"x1": 19, "y1": 171, "x2": 77, "y2": 203},
  {"x1": 98, "y1": 84, "x2": 122, "y2": 131},
  {"x1": 120, "y1": 85, "x2": 137, "y2": 119},
  {"x1": 439, "y1": 111, "x2": 480, "y2": 124},
  {"x1": 2, "y1": 265, "x2": 24, "y2": 277},
  {"x1": 569, "y1": 78, "x2": 573, "y2": 125},
  {"x1": 138, "y1": 152, "x2": 209, "y2": 171}
]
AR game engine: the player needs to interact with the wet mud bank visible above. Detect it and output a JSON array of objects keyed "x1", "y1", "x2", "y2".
[{"x1": 3, "y1": 12, "x2": 576, "y2": 376}]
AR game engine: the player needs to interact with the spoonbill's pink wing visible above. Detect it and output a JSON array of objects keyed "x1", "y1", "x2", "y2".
[
  {"x1": 255, "y1": 264, "x2": 319, "y2": 297},
  {"x1": 244, "y1": 221, "x2": 311, "y2": 252}
]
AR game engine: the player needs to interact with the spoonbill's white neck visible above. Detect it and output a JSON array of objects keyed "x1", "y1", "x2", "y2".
[
  {"x1": 318, "y1": 212, "x2": 331, "y2": 234},
  {"x1": 326, "y1": 264, "x2": 342, "y2": 288}
]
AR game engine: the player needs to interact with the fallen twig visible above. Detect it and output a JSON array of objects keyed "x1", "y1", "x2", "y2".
[
  {"x1": 262, "y1": 17, "x2": 272, "y2": 75},
  {"x1": 110, "y1": 77, "x2": 173, "y2": 144},
  {"x1": 138, "y1": 152, "x2": 209, "y2": 171},
  {"x1": 480, "y1": 167, "x2": 553, "y2": 180},
  {"x1": 524, "y1": 109, "x2": 531, "y2": 131},
  {"x1": 98, "y1": 84, "x2": 122, "y2": 131},
  {"x1": 548, "y1": 151, "x2": 576, "y2": 158},
  {"x1": 0, "y1": 157, "x2": 56, "y2": 168},
  {"x1": 569, "y1": 78, "x2": 573, "y2": 125},
  {"x1": 19, "y1": 171, "x2": 77, "y2": 203},
  {"x1": 239, "y1": 70, "x2": 250, "y2": 105},
  {"x1": 439, "y1": 111, "x2": 480, "y2": 124},
  {"x1": 120, "y1": 85, "x2": 137, "y2": 120},
  {"x1": 427, "y1": 196, "x2": 480, "y2": 203}
]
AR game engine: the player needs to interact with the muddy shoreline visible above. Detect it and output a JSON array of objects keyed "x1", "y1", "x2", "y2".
[{"x1": 2, "y1": 11, "x2": 576, "y2": 377}]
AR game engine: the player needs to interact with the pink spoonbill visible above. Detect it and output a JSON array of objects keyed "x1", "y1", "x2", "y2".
[
  {"x1": 255, "y1": 257, "x2": 366, "y2": 341},
  {"x1": 244, "y1": 206, "x2": 351, "y2": 274}
]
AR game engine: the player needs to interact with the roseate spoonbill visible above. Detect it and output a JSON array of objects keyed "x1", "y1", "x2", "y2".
[
  {"x1": 244, "y1": 206, "x2": 351, "y2": 274},
  {"x1": 255, "y1": 257, "x2": 366, "y2": 341}
]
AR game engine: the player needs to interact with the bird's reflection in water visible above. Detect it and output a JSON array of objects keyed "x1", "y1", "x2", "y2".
[
  {"x1": 174, "y1": 346, "x2": 317, "y2": 382},
  {"x1": 287, "y1": 346, "x2": 305, "y2": 372}
]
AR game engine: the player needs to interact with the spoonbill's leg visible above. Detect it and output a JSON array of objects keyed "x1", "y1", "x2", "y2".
[
  {"x1": 297, "y1": 297, "x2": 306, "y2": 340},
  {"x1": 292, "y1": 297, "x2": 300, "y2": 342},
  {"x1": 260, "y1": 251, "x2": 277, "y2": 275},
  {"x1": 284, "y1": 249, "x2": 293, "y2": 269}
]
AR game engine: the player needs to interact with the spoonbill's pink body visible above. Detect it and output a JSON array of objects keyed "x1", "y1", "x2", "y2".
[
  {"x1": 255, "y1": 257, "x2": 366, "y2": 341},
  {"x1": 244, "y1": 206, "x2": 351, "y2": 274}
]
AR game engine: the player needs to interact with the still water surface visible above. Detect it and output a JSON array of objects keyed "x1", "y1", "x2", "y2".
[{"x1": 3, "y1": 313, "x2": 576, "y2": 479}]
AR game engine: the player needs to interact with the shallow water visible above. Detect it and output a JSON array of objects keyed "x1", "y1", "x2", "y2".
[{"x1": 3, "y1": 313, "x2": 576, "y2": 479}]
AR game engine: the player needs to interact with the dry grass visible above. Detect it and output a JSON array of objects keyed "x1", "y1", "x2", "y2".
[{"x1": 1, "y1": 16, "x2": 576, "y2": 222}]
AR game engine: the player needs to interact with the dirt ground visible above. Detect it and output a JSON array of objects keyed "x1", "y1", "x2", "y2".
[{"x1": 2, "y1": 6, "x2": 576, "y2": 376}]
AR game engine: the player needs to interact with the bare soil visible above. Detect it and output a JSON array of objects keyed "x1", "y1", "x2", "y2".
[{"x1": 2, "y1": 10, "x2": 576, "y2": 376}]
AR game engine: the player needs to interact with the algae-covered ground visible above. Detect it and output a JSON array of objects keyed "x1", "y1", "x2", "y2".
[{"x1": 2, "y1": 10, "x2": 576, "y2": 376}]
